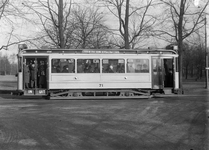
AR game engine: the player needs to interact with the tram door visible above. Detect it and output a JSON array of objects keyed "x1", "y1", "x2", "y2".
[
  {"x1": 163, "y1": 58, "x2": 174, "y2": 88},
  {"x1": 152, "y1": 57, "x2": 174, "y2": 89},
  {"x1": 23, "y1": 56, "x2": 48, "y2": 95},
  {"x1": 152, "y1": 57, "x2": 163, "y2": 89}
]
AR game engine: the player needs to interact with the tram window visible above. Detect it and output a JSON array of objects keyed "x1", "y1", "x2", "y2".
[
  {"x1": 153, "y1": 59, "x2": 162, "y2": 72},
  {"x1": 77, "y1": 59, "x2": 100, "y2": 73},
  {"x1": 102, "y1": 59, "x2": 125, "y2": 73},
  {"x1": 51, "y1": 59, "x2": 75, "y2": 73},
  {"x1": 127, "y1": 59, "x2": 149, "y2": 73}
]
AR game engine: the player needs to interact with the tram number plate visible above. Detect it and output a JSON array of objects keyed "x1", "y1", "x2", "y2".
[{"x1": 99, "y1": 84, "x2": 103, "y2": 87}]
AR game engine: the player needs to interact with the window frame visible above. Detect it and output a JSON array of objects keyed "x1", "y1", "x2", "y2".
[
  {"x1": 126, "y1": 58, "x2": 149, "y2": 73},
  {"x1": 102, "y1": 58, "x2": 125, "y2": 73},
  {"x1": 51, "y1": 58, "x2": 75, "y2": 73},
  {"x1": 77, "y1": 58, "x2": 100, "y2": 73}
]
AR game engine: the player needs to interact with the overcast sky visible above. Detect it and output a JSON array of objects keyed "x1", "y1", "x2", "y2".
[{"x1": 1, "y1": 0, "x2": 209, "y2": 56}]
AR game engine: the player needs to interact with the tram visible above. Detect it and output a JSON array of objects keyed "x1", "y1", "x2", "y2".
[{"x1": 16, "y1": 44, "x2": 179, "y2": 99}]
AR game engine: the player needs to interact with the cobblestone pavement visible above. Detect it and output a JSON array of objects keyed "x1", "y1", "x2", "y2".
[
  {"x1": 0, "y1": 88, "x2": 208, "y2": 150},
  {"x1": 0, "y1": 76, "x2": 208, "y2": 150}
]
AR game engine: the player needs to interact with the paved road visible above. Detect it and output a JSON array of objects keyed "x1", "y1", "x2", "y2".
[{"x1": 0, "y1": 91, "x2": 208, "y2": 150}]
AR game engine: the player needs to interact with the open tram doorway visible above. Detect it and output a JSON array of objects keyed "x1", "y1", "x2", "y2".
[
  {"x1": 163, "y1": 59, "x2": 174, "y2": 88},
  {"x1": 23, "y1": 56, "x2": 48, "y2": 95},
  {"x1": 152, "y1": 57, "x2": 174, "y2": 91}
]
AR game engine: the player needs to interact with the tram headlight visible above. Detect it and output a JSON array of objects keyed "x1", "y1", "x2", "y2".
[
  {"x1": 38, "y1": 90, "x2": 45, "y2": 94},
  {"x1": 27, "y1": 90, "x2": 33, "y2": 94}
]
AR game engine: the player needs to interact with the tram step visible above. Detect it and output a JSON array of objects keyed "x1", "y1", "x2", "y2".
[{"x1": 164, "y1": 89, "x2": 172, "y2": 94}]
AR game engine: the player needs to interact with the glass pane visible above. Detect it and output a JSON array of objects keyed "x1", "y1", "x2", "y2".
[
  {"x1": 127, "y1": 59, "x2": 149, "y2": 73},
  {"x1": 102, "y1": 59, "x2": 125, "y2": 73},
  {"x1": 77, "y1": 59, "x2": 100, "y2": 73},
  {"x1": 51, "y1": 59, "x2": 75, "y2": 73}
]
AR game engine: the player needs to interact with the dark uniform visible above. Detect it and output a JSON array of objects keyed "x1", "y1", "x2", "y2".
[
  {"x1": 38, "y1": 63, "x2": 46, "y2": 88},
  {"x1": 23, "y1": 64, "x2": 30, "y2": 88}
]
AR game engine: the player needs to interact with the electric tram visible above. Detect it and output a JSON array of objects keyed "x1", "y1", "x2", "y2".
[{"x1": 16, "y1": 44, "x2": 179, "y2": 99}]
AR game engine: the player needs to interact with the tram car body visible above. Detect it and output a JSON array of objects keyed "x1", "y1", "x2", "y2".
[{"x1": 16, "y1": 46, "x2": 179, "y2": 99}]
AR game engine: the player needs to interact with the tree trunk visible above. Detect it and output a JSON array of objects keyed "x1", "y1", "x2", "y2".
[
  {"x1": 58, "y1": 0, "x2": 64, "y2": 48},
  {"x1": 124, "y1": 0, "x2": 130, "y2": 49},
  {"x1": 178, "y1": 42, "x2": 183, "y2": 93},
  {"x1": 177, "y1": 0, "x2": 185, "y2": 94}
]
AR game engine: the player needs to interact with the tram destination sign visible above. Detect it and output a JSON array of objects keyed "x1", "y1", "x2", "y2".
[{"x1": 82, "y1": 50, "x2": 120, "y2": 54}]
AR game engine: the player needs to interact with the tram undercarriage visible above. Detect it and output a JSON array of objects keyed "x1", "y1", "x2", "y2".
[{"x1": 48, "y1": 89, "x2": 153, "y2": 99}]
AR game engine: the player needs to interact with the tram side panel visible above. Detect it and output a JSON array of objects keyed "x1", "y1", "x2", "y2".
[
  {"x1": 49, "y1": 56, "x2": 102, "y2": 89},
  {"x1": 100, "y1": 57, "x2": 151, "y2": 89},
  {"x1": 100, "y1": 73, "x2": 151, "y2": 89},
  {"x1": 50, "y1": 74, "x2": 151, "y2": 89},
  {"x1": 48, "y1": 55, "x2": 152, "y2": 90}
]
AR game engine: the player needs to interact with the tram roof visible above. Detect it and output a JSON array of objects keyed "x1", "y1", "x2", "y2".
[{"x1": 19, "y1": 48, "x2": 178, "y2": 55}]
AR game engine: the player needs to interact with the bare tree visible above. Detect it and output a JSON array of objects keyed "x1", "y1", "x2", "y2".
[
  {"x1": 0, "y1": 0, "x2": 32, "y2": 50},
  {"x1": 0, "y1": 54, "x2": 10, "y2": 75},
  {"x1": 72, "y1": 6, "x2": 109, "y2": 49},
  {"x1": 22, "y1": 0, "x2": 110, "y2": 49},
  {"x1": 88, "y1": 27, "x2": 111, "y2": 49},
  {"x1": 99, "y1": 0, "x2": 157, "y2": 49},
  {"x1": 0, "y1": 53, "x2": 17, "y2": 75},
  {"x1": 0, "y1": 0, "x2": 8, "y2": 20},
  {"x1": 156, "y1": 0, "x2": 209, "y2": 93},
  {"x1": 22, "y1": 0, "x2": 73, "y2": 48}
]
